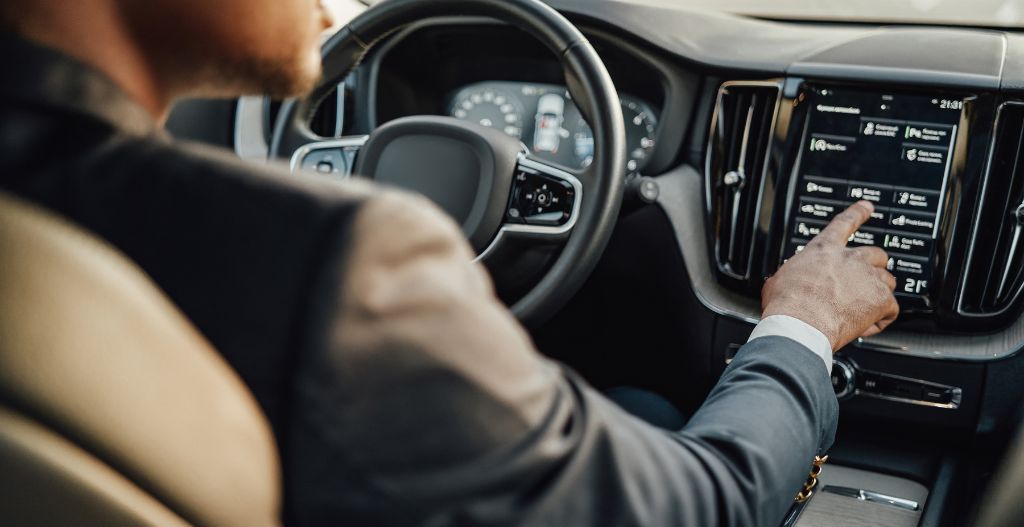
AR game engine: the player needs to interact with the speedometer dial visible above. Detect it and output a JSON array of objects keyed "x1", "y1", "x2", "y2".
[
  {"x1": 574, "y1": 98, "x2": 658, "y2": 173},
  {"x1": 621, "y1": 99, "x2": 658, "y2": 173},
  {"x1": 449, "y1": 88, "x2": 524, "y2": 139}
]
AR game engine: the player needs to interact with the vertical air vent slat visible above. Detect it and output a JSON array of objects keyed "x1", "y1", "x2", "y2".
[
  {"x1": 706, "y1": 82, "x2": 780, "y2": 281},
  {"x1": 959, "y1": 102, "x2": 1024, "y2": 316}
]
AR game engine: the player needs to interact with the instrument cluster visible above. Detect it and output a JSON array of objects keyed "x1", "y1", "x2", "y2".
[{"x1": 448, "y1": 81, "x2": 659, "y2": 174}]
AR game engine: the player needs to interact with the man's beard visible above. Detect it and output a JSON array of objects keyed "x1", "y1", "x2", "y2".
[{"x1": 190, "y1": 48, "x2": 322, "y2": 100}]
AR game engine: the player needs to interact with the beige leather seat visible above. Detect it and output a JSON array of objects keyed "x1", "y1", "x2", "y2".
[{"x1": 0, "y1": 192, "x2": 281, "y2": 526}]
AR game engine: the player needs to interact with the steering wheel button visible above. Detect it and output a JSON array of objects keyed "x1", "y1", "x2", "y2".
[
  {"x1": 524, "y1": 211, "x2": 566, "y2": 225},
  {"x1": 301, "y1": 149, "x2": 347, "y2": 177}
]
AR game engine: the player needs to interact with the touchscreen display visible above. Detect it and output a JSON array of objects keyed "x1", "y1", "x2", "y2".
[{"x1": 784, "y1": 86, "x2": 964, "y2": 298}]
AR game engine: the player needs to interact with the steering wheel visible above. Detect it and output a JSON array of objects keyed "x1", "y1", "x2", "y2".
[{"x1": 270, "y1": 0, "x2": 626, "y2": 327}]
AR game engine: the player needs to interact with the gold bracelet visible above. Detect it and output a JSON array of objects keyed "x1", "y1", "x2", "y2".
[{"x1": 794, "y1": 455, "x2": 829, "y2": 503}]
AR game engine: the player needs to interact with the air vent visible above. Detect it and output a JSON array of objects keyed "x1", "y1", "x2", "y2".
[
  {"x1": 705, "y1": 81, "x2": 781, "y2": 280},
  {"x1": 959, "y1": 102, "x2": 1024, "y2": 316}
]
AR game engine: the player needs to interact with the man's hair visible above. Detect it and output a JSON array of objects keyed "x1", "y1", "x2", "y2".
[
  {"x1": 0, "y1": 2, "x2": 40, "y2": 33},
  {"x1": 0, "y1": 6, "x2": 18, "y2": 31}
]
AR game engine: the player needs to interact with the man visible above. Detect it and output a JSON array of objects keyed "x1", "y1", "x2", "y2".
[{"x1": 0, "y1": 0, "x2": 899, "y2": 525}]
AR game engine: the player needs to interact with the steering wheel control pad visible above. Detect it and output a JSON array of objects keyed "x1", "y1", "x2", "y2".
[
  {"x1": 355, "y1": 116, "x2": 521, "y2": 253},
  {"x1": 507, "y1": 169, "x2": 576, "y2": 227}
]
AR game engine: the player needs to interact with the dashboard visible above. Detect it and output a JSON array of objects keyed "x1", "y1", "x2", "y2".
[{"x1": 286, "y1": 5, "x2": 1024, "y2": 363}]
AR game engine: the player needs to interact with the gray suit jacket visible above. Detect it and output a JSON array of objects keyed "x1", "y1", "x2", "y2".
[
  {"x1": 0, "y1": 33, "x2": 838, "y2": 527},
  {"x1": 285, "y1": 191, "x2": 838, "y2": 526}
]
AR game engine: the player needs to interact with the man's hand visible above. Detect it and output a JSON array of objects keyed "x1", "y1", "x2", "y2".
[{"x1": 762, "y1": 201, "x2": 899, "y2": 351}]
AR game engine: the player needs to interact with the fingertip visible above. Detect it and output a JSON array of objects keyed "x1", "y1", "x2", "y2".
[{"x1": 853, "y1": 200, "x2": 875, "y2": 214}]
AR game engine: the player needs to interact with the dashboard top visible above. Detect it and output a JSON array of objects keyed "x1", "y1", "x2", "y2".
[{"x1": 547, "y1": 0, "x2": 1019, "y2": 90}]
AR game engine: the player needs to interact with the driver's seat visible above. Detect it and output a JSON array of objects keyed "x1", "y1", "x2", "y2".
[{"x1": 0, "y1": 192, "x2": 281, "y2": 526}]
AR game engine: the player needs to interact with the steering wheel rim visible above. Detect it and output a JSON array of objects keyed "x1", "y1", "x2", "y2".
[{"x1": 270, "y1": 0, "x2": 626, "y2": 327}]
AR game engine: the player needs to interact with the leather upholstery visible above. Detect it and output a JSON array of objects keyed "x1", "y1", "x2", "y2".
[
  {"x1": 0, "y1": 192, "x2": 281, "y2": 526},
  {"x1": 0, "y1": 405, "x2": 189, "y2": 527}
]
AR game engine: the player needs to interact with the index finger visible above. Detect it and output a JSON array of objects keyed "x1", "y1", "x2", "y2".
[{"x1": 813, "y1": 201, "x2": 875, "y2": 247}]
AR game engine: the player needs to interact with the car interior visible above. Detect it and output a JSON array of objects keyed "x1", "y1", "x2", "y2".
[{"x1": 4, "y1": 0, "x2": 1024, "y2": 525}]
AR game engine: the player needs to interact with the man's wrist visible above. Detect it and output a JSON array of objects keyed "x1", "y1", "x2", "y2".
[{"x1": 748, "y1": 315, "x2": 833, "y2": 374}]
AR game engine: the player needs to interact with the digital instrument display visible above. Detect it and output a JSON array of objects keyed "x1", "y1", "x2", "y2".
[
  {"x1": 784, "y1": 86, "x2": 965, "y2": 299},
  {"x1": 448, "y1": 81, "x2": 658, "y2": 173}
]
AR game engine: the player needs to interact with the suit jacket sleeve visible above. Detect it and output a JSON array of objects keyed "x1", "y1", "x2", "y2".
[{"x1": 285, "y1": 189, "x2": 839, "y2": 527}]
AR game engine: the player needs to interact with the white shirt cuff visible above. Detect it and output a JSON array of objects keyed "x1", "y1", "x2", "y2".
[{"x1": 747, "y1": 315, "x2": 833, "y2": 374}]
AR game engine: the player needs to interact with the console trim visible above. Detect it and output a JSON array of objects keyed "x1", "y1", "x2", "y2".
[
  {"x1": 820, "y1": 486, "x2": 920, "y2": 512},
  {"x1": 852, "y1": 365, "x2": 963, "y2": 410}
]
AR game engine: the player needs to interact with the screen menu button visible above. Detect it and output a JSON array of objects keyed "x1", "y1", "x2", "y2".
[
  {"x1": 802, "y1": 176, "x2": 846, "y2": 200},
  {"x1": 901, "y1": 145, "x2": 947, "y2": 166},
  {"x1": 796, "y1": 196, "x2": 887, "y2": 228},
  {"x1": 848, "y1": 228, "x2": 885, "y2": 248},
  {"x1": 888, "y1": 255, "x2": 931, "y2": 296},
  {"x1": 893, "y1": 188, "x2": 940, "y2": 212},
  {"x1": 888, "y1": 210, "x2": 936, "y2": 235},
  {"x1": 882, "y1": 232, "x2": 932, "y2": 258},
  {"x1": 793, "y1": 219, "x2": 825, "y2": 239},
  {"x1": 796, "y1": 198, "x2": 840, "y2": 220},
  {"x1": 847, "y1": 181, "x2": 894, "y2": 204},
  {"x1": 903, "y1": 122, "x2": 954, "y2": 144}
]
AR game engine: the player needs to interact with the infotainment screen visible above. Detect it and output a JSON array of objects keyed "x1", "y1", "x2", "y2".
[{"x1": 784, "y1": 86, "x2": 965, "y2": 299}]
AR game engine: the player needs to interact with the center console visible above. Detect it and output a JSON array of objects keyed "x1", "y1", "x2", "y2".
[
  {"x1": 705, "y1": 78, "x2": 1024, "y2": 333},
  {"x1": 698, "y1": 77, "x2": 1024, "y2": 420}
]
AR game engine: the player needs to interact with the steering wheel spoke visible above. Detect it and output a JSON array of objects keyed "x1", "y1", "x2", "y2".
[
  {"x1": 476, "y1": 154, "x2": 583, "y2": 262},
  {"x1": 289, "y1": 135, "x2": 369, "y2": 179}
]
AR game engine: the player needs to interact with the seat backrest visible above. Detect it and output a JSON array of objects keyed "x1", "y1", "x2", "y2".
[{"x1": 0, "y1": 192, "x2": 281, "y2": 526}]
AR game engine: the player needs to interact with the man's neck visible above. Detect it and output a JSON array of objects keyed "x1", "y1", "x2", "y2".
[{"x1": 12, "y1": 1, "x2": 173, "y2": 121}]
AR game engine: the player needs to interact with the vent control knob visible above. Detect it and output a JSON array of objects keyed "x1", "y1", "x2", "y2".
[
  {"x1": 723, "y1": 170, "x2": 745, "y2": 188},
  {"x1": 831, "y1": 358, "x2": 856, "y2": 401}
]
